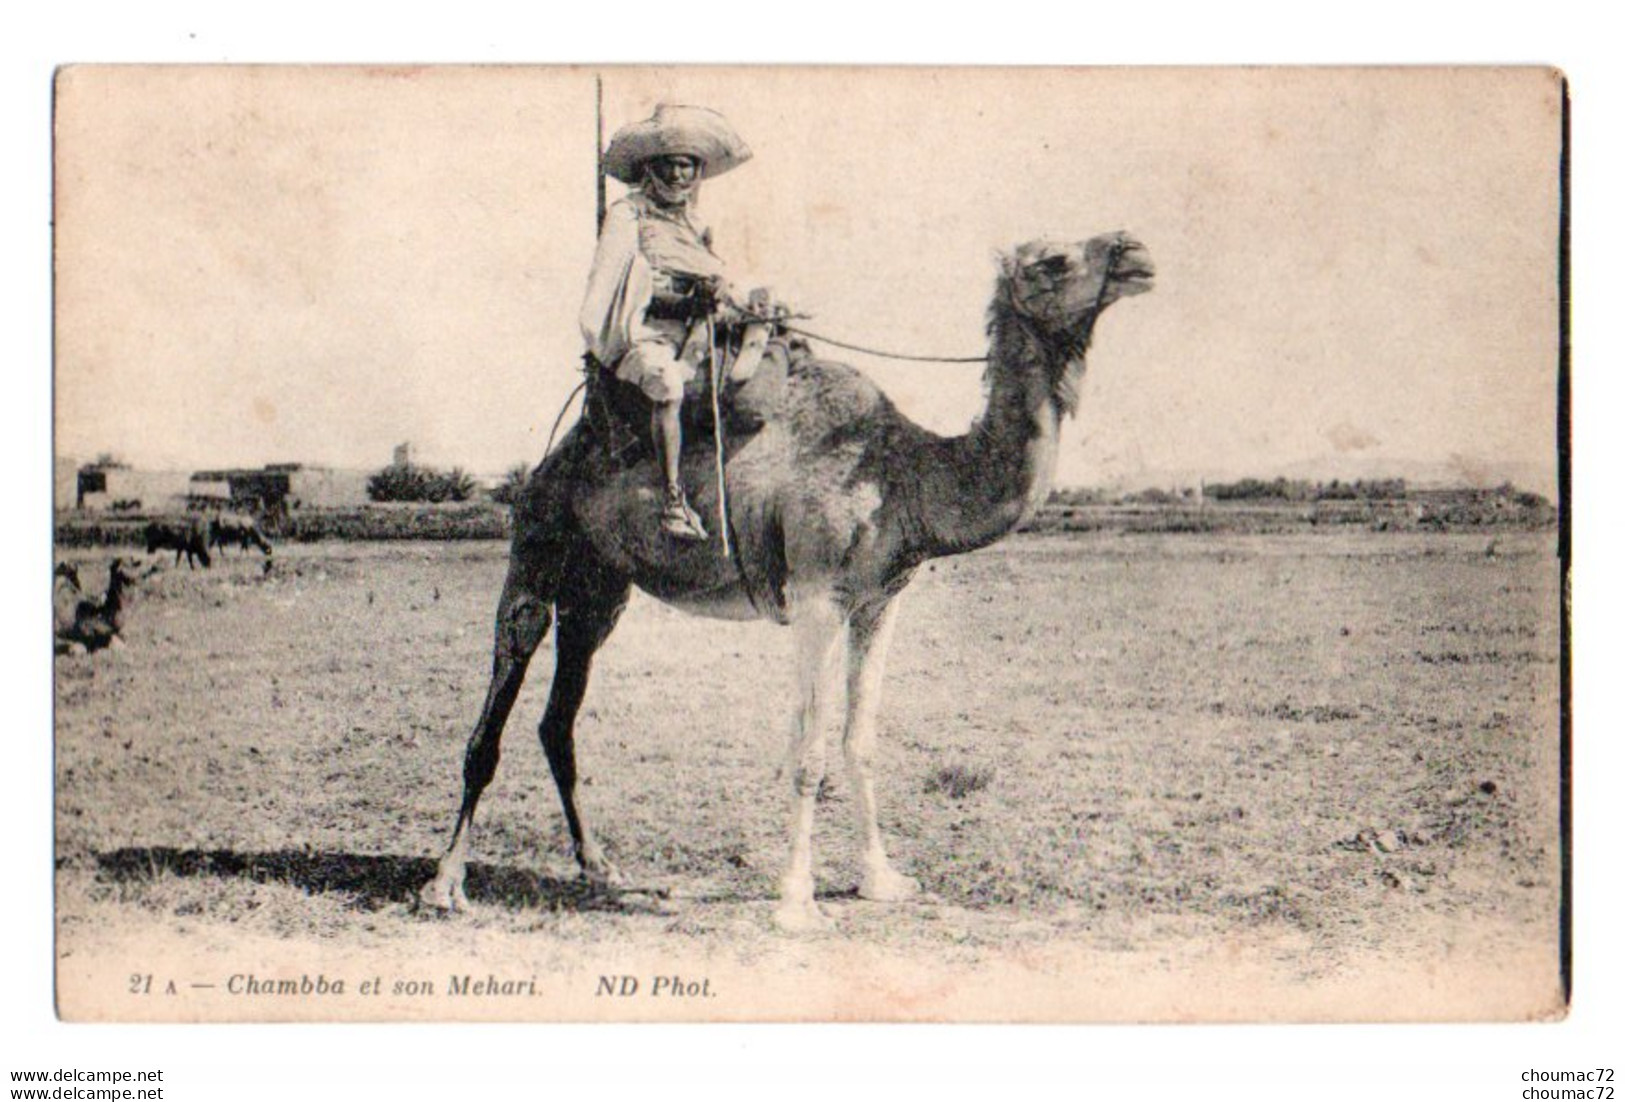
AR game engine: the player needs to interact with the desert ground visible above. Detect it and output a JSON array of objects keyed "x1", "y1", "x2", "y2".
[{"x1": 52, "y1": 530, "x2": 1563, "y2": 1021}]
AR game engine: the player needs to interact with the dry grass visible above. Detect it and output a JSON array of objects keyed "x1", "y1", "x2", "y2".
[
  {"x1": 53, "y1": 532, "x2": 1562, "y2": 986},
  {"x1": 925, "y1": 763, "x2": 997, "y2": 799}
]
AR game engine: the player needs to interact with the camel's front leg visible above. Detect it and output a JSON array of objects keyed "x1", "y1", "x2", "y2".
[
  {"x1": 776, "y1": 595, "x2": 845, "y2": 933},
  {"x1": 844, "y1": 597, "x2": 917, "y2": 902}
]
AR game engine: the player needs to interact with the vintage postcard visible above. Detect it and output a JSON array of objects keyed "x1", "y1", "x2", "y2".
[{"x1": 52, "y1": 65, "x2": 1565, "y2": 1023}]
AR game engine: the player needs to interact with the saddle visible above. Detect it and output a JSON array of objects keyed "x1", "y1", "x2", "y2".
[{"x1": 583, "y1": 322, "x2": 806, "y2": 464}]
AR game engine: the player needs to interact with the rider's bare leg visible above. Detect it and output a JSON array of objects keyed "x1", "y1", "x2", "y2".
[
  {"x1": 651, "y1": 399, "x2": 683, "y2": 491},
  {"x1": 651, "y1": 399, "x2": 706, "y2": 541}
]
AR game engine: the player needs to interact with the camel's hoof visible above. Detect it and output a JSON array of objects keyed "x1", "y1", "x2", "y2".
[
  {"x1": 419, "y1": 876, "x2": 470, "y2": 913},
  {"x1": 773, "y1": 900, "x2": 834, "y2": 934},
  {"x1": 580, "y1": 858, "x2": 626, "y2": 892},
  {"x1": 859, "y1": 867, "x2": 919, "y2": 903}
]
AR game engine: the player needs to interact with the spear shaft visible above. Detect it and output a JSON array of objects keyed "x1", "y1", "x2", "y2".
[{"x1": 595, "y1": 75, "x2": 607, "y2": 235}]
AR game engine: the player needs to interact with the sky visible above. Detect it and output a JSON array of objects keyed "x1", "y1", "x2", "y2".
[{"x1": 54, "y1": 66, "x2": 1563, "y2": 492}]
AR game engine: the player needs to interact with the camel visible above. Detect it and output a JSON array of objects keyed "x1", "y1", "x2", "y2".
[
  {"x1": 145, "y1": 518, "x2": 211, "y2": 570},
  {"x1": 422, "y1": 232, "x2": 1154, "y2": 930},
  {"x1": 209, "y1": 513, "x2": 274, "y2": 557},
  {"x1": 56, "y1": 557, "x2": 143, "y2": 654}
]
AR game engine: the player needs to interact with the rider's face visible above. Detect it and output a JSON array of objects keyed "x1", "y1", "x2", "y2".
[{"x1": 650, "y1": 155, "x2": 701, "y2": 188}]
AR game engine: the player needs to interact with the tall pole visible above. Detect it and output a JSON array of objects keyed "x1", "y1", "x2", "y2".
[{"x1": 595, "y1": 74, "x2": 607, "y2": 235}]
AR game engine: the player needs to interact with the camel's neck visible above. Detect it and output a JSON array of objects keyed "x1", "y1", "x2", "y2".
[
  {"x1": 915, "y1": 304, "x2": 1085, "y2": 557},
  {"x1": 103, "y1": 568, "x2": 127, "y2": 613}
]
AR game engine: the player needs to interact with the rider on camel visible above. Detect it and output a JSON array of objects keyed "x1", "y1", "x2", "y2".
[{"x1": 579, "y1": 104, "x2": 756, "y2": 542}]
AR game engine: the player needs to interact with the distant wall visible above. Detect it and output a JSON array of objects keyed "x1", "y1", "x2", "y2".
[{"x1": 288, "y1": 468, "x2": 370, "y2": 508}]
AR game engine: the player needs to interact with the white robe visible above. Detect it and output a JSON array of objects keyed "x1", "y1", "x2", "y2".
[{"x1": 578, "y1": 191, "x2": 725, "y2": 368}]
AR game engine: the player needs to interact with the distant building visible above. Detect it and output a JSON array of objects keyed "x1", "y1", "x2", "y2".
[
  {"x1": 393, "y1": 442, "x2": 413, "y2": 468},
  {"x1": 188, "y1": 478, "x2": 232, "y2": 506},
  {"x1": 190, "y1": 463, "x2": 370, "y2": 515},
  {"x1": 64, "y1": 458, "x2": 371, "y2": 517},
  {"x1": 74, "y1": 466, "x2": 193, "y2": 512}
]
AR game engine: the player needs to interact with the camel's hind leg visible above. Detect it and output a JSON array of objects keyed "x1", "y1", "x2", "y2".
[
  {"x1": 538, "y1": 558, "x2": 630, "y2": 888},
  {"x1": 844, "y1": 595, "x2": 917, "y2": 902},
  {"x1": 421, "y1": 565, "x2": 553, "y2": 911}
]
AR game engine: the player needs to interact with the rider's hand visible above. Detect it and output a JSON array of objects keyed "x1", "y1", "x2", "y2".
[
  {"x1": 708, "y1": 284, "x2": 741, "y2": 321},
  {"x1": 715, "y1": 279, "x2": 743, "y2": 309}
]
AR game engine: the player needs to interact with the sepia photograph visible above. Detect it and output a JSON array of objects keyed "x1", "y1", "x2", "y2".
[{"x1": 50, "y1": 64, "x2": 1565, "y2": 1026}]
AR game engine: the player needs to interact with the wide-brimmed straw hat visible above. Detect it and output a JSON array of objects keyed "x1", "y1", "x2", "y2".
[{"x1": 603, "y1": 104, "x2": 753, "y2": 184}]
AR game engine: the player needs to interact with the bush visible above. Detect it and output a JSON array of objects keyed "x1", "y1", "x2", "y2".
[
  {"x1": 366, "y1": 463, "x2": 476, "y2": 503},
  {"x1": 489, "y1": 463, "x2": 531, "y2": 508},
  {"x1": 1314, "y1": 478, "x2": 1408, "y2": 501},
  {"x1": 1207, "y1": 477, "x2": 1314, "y2": 502}
]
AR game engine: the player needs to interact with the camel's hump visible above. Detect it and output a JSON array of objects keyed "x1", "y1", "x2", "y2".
[{"x1": 786, "y1": 359, "x2": 894, "y2": 433}]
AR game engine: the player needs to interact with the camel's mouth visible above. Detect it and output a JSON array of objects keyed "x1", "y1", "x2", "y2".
[
  {"x1": 1111, "y1": 263, "x2": 1155, "y2": 296},
  {"x1": 1111, "y1": 247, "x2": 1156, "y2": 289}
]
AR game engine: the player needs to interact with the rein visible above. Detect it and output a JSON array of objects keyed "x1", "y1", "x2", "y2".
[
  {"x1": 542, "y1": 378, "x2": 588, "y2": 459},
  {"x1": 768, "y1": 321, "x2": 988, "y2": 364},
  {"x1": 734, "y1": 240, "x2": 1125, "y2": 366},
  {"x1": 1089, "y1": 238, "x2": 1127, "y2": 323}
]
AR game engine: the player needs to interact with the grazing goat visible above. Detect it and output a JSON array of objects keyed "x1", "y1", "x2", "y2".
[
  {"x1": 56, "y1": 558, "x2": 142, "y2": 654},
  {"x1": 208, "y1": 514, "x2": 273, "y2": 557},
  {"x1": 145, "y1": 517, "x2": 211, "y2": 569}
]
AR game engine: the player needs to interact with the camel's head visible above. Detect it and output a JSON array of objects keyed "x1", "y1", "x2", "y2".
[
  {"x1": 1001, "y1": 233, "x2": 1155, "y2": 333},
  {"x1": 109, "y1": 557, "x2": 143, "y2": 588}
]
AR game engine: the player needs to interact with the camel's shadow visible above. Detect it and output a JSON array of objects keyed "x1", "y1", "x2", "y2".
[{"x1": 90, "y1": 846, "x2": 654, "y2": 915}]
